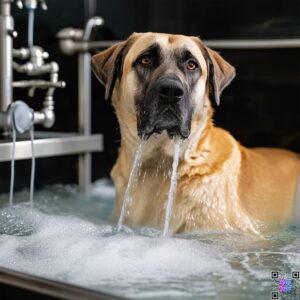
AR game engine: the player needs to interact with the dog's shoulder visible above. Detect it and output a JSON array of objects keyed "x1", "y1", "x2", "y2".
[
  {"x1": 241, "y1": 146, "x2": 300, "y2": 173},
  {"x1": 238, "y1": 146, "x2": 300, "y2": 223}
]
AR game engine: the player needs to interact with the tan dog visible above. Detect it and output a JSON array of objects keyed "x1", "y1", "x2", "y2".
[{"x1": 92, "y1": 32, "x2": 300, "y2": 235}]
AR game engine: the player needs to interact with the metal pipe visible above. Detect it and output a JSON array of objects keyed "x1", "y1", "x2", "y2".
[
  {"x1": 12, "y1": 78, "x2": 65, "y2": 128},
  {"x1": 77, "y1": 40, "x2": 121, "y2": 51},
  {"x1": 82, "y1": 16, "x2": 104, "y2": 41},
  {"x1": 0, "y1": 0, "x2": 13, "y2": 112},
  {"x1": 0, "y1": 133, "x2": 103, "y2": 162},
  {"x1": 33, "y1": 95, "x2": 55, "y2": 128},
  {"x1": 12, "y1": 60, "x2": 56, "y2": 76},
  {"x1": 58, "y1": 18, "x2": 106, "y2": 192},
  {"x1": 38, "y1": 71, "x2": 58, "y2": 128},
  {"x1": 13, "y1": 47, "x2": 30, "y2": 59},
  {"x1": 81, "y1": 40, "x2": 122, "y2": 50},
  {"x1": 84, "y1": 0, "x2": 97, "y2": 22},
  {"x1": 12, "y1": 79, "x2": 65, "y2": 89},
  {"x1": 12, "y1": 41, "x2": 64, "y2": 128},
  {"x1": 59, "y1": 38, "x2": 300, "y2": 54},
  {"x1": 0, "y1": 111, "x2": 9, "y2": 128},
  {"x1": 58, "y1": 39, "x2": 123, "y2": 55},
  {"x1": 204, "y1": 38, "x2": 300, "y2": 49},
  {"x1": 78, "y1": 51, "x2": 92, "y2": 193}
]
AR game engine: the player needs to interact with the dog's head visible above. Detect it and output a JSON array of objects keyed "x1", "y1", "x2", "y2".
[{"x1": 92, "y1": 33, "x2": 235, "y2": 141}]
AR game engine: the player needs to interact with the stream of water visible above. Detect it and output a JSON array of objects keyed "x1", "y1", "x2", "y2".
[
  {"x1": 163, "y1": 138, "x2": 182, "y2": 237},
  {"x1": 9, "y1": 127, "x2": 36, "y2": 208},
  {"x1": 29, "y1": 128, "x2": 35, "y2": 208},
  {"x1": 9, "y1": 127, "x2": 16, "y2": 207},
  {"x1": 28, "y1": 9, "x2": 35, "y2": 52},
  {"x1": 117, "y1": 139, "x2": 146, "y2": 231}
]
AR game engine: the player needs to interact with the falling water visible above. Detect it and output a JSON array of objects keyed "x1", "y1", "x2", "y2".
[
  {"x1": 8, "y1": 127, "x2": 36, "y2": 208},
  {"x1": 117, "y1": 139, "x2": 146, "y2": 231},
  {"x1": 9, "y1": 127, "x2": 16, "y2": 207},
  {"x1": 29, "y1": 128, "x2": 36, "y2": 208},
  {"x1": 28, "y1": 9, "x2": 35, "y2": 52},
  {"x1": 163, "y1": 138, "x2": 182, "y2": 237}
]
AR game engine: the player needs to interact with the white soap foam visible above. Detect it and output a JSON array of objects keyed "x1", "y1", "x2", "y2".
[
  {"x1": 0, "y1": 205, "x2": 238, "y2": 299},
  {"x1": 89, "y1": 178, "x2": 116, "y2": 199}
]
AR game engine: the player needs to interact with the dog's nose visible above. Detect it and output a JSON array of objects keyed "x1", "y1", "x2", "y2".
[{"x1": 157, "y1": 78, "x2": 184, "y2": 103}]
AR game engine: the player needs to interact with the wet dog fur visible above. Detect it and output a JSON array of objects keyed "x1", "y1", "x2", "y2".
[{"x1": 92, "y1": 32, "x2": 300, "y2": 235}]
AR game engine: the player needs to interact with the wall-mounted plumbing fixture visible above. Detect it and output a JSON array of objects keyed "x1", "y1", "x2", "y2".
[
  {"x1": 0, "y1": 1, "x2": 103, "y2": 193},
  {"x1": 0, "y1": 0, "x2": 65, "y2": 134}
]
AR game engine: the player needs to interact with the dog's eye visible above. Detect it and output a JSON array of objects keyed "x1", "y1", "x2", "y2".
[
  {"x1": 139, "y1": 54, "x2": 152, "y2": 66},
  {"x1": 186, "y1": 59, "x2": 198, "y2": 71}
]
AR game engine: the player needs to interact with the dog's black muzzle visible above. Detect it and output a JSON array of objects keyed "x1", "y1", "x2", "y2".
[{"x1": 137, "y1": 75, "x2": 192, "y2": 140}]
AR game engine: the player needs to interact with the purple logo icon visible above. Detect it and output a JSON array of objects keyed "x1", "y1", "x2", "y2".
[{"x1": 278, "y1": 279, "x2": 292, "y2": 294}]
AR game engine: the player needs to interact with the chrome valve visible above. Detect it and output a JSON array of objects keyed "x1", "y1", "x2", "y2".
[{"x1": 0, "y1": 0, "x2": 65, "y2": 134}]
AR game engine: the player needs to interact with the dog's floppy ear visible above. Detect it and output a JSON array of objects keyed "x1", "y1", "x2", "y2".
[
  {"x1": 204, "y1": 47, "x2": 236, "y2": 106},
  {"x1": 91, "y1": 41, "x2": 128, "y2": 100}
]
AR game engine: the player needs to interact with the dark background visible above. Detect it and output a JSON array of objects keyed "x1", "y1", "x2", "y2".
[{"x1": 1, "y1": 0, "x2": 300, "y2": 193}]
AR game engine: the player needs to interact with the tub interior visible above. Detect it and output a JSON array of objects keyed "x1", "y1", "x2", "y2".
[{"x1": 0, "y1": 179, "x2": 299, "y2": 300}]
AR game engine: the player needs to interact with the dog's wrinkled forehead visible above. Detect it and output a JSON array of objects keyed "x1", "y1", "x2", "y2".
[{"x1": 124, "y1": 33, "x2": 208, "y2": 77}]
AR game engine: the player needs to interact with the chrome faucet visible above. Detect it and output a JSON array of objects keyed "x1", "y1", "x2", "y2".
[
  {"x1": 0, "y1": 0, "x2": 65, "y2": 134},
  {"x1": 57, "y1": 16, "x2": 104, "y2": 55}
]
